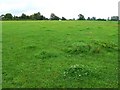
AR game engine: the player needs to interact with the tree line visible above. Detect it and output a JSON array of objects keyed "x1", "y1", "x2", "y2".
[{"x1": 0, "y1": 12, "x2": 119, "y2": 21}]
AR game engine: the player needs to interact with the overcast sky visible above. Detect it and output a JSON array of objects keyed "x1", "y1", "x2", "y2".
[{"x1": 0, "y1": 0, "x2": 119, "y2": 19}]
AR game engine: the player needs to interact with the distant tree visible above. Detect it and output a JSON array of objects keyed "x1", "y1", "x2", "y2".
[
  {"x1": 87, "y1": 17, "x2": 91, "y2": 20},
  {"x1": 91, "y1": 17, "x2": 96, "y2": 20},
  {"x1": 0, "y1": 14, "x2": 4, "y2": 20},
  {"x1": 61, "y1": 17, "x2": 66, "y2": 20},
  {"x1": 44, "y1": 17, "x2": 49, "y2": 20},
  {"x1": 26, "y1": 15, "x2": 30, "y2": 19},
  {"x1": 78, "y1": 14, "x2": 85, "y2": 20},
  {"x1": 4, "y1": 13, "x2": 13, "y2": 20},
  {"x1": 0, "y1": 12, "x2": 52, "y2": 20},
  {"x1": 29, "y1": 12, "x2": 41, "y2": 20},
  {"x1": 33, "y1": 12, "x2": 41, "y2": 20},
  {"x1": 13, "y1": 15, "x2": 20, "y2": 20},
  {"x1": 72, "y1": 18, "x2": 75, "y2": 20},
  {"x1": 97, "y1": 18, "x2": 106, "y2": 21},
  {"x1": 20, "y1": 13, "x2": 28, "y2": 20},
  {"x1": 50, "y1": 13, "x2": 60, "y2": 20},
  {"x1": 30, "y1": 14, "x2": 34, "y2": 20},
  {"x1": 69, "y1": 19, "x2": 72, "y2": 20},
  {"x1": 111, "y1": 16, "x2": 119, "y2": 21},
  {"x1": 29, "y1": 12, "x2": 47, "y2": 20},
  {"x1": 39, "y1": 15, "x2": 48, "y2": 20},
  {"x1": 107, "y1": 17, "x2": 110, "y2": 21}
]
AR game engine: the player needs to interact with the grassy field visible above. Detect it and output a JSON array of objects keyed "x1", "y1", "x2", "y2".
[
  {"x1": 0, "y1": 21, "x2": 2, "y2": 89},
  {"x1": 2, "y1": 21, "x2": 118, "y2": 88}
]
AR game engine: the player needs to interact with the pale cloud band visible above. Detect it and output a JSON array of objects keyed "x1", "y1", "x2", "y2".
[
  {"x1": 0, "y1": 0, "x2": 119, "y2": 19},
  {"x1": 119, "y1": 1, "x2": 120, "y2": 20}
]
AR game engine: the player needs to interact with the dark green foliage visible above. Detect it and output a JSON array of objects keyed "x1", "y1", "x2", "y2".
[
  {"x1": 3, "y1": 13, "x2": 13, "y2": 20},
  {"x1": 61, "y1": 17, "x2": 66, "y2": 20},
  {"x1": 20, "y1": 13, "x2": 28, "y2": 20},
  {"x1": 91, "y1": 17, "x2": 96, "y2": 20},
  {"x1": 97, "y1": 18, "x2": 106, "y2": 21},
  {"x1": 13, "y1": 16, "x2": 20, "y2": 20},
  {"x1": 29, "y1": 12, "x2": 41, "y2": 20},
  {"x1": 2, "y1": 12, "x2": 48, "y2": 20},
  {"x1": 111, "y1": 16, "x2": 119, "y2": 21},
  {"x1": 1, "y1": 12, "x2": 109, "y2": 21},
  {"x1": 87, "y1": 17, "x2": 91, "y2": 20},
  {"x1": 78, "y1": 14, "x2": 85, "y2": 20},
  {"x1": 29, "y1": 12, "x2": 47, "y2": 20},
  {"x1": 50, "y1": 13, "x2": 60, "y2": 20}
]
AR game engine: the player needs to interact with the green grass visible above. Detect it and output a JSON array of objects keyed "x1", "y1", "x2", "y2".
[
  {"x1": 0, "y1": 21, "x2": 2, "y2": 89},
  {"x1": 2, "y1": 21, "x2": 118, "y2": 88}
]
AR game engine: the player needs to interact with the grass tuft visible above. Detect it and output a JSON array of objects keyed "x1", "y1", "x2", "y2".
[
  {"x1": 34, "y1": 50, "x2": 58, "y2": 59},
  {"x1": 64, "y1": 40, "x2": 118, "y2": 55},
  {"x1": 24, "y1": 45, "x2": 37, "y2": 49},
  {"x1": 63, "y1": 64, "x2": 93, "y2": 80}
]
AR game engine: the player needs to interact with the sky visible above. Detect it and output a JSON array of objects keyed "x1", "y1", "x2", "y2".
[{"x1": 0, "y1": 0, "x2": 119, "y2": 19}]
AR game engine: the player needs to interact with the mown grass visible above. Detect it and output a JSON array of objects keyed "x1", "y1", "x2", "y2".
[{"x1": 2, "y1": 21, "x2": 118, "y2": 88}]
